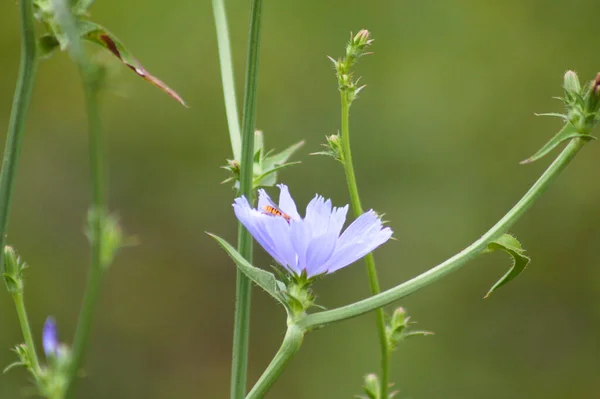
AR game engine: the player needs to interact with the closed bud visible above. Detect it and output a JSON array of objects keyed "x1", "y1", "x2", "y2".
[
  {"x1": 353, "y1": 29, "x2": 373, "y2": 49},
  {"x1": 3, "y1": 246, "x2": 24, "y2": 294},
  {"x1": 563, "y1": 70, "x2": 581, "y2": 93},
  {"x1": 363, "y1": 373, "x2": 381, "y2": 399}
]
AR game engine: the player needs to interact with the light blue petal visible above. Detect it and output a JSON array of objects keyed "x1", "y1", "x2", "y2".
[
  {"x1": 304, "y1": 195, "x2": 332, "y2": 237},
  {"x1": 317, "y1": 210, "x2": 393, "y2": 274},
  {"x1": 277, "y1": 184, "x2": 301, "y2": 221},
  {"x1": 328, "y1": 205, "x2": 349, "y2": 238},
  {"x1": 326, "y1": 227, "x2": 393, "y2": 273},
  {"x1": 305, "y1": 230, "x2": 337, "y2": 277},
  {"x1": 290, "y1": 219, "x2": 310, "y2": 270},
  {"x1": 233, "y1": 197, "x2": 287, "y2": 266},
  {"x1": 262, "y1": 215, "x2": 298, "y2": 273}
]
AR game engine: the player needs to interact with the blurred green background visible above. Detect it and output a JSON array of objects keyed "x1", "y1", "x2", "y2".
[{"x1": 1, "y1": 0, "x2": 600, "y2": 398}]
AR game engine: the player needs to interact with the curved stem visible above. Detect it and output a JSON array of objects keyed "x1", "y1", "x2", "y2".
[
  {"x1": 0, "y1": 0, "x2": 38, "y2": 274},
  {"x1": 245, "y1": 325, "x2": 304, "y2": 399},
  {"x1": 12, "y1": 291, "x2": 42, "y2": 376},
  {"x1": 230, "y1": 0, "x2": 264, "y2": 398},
  {"x1": 212, "y1": 0, "x2": 242, "y2": 161},
  {"x1": 299, "y1": 137, "x2": 588, "y2": 330},
  {"x1": 340, "y1": 92, "x2": 389, "y2": 397}
]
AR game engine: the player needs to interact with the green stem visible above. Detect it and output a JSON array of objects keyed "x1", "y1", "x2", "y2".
[
  {"x1": 245, "y1": 324, "x2": 304, "y2": 399},
  {"x1": 212, "y1": 0, "x2": 242, "y2": 161},
  {"x1": 0, "y1": 0, "x2": 38, "y2": 274},
  {"x1": 65, "y1": 66, "x2": 106, "y2": 399},
  {"x1": 12, "y1": 291, "x2": 42, "y2": 376},
  {"x1": 340, "y1": 92, "x2": 390, "y2": 397},
  {"x1": 299, "y1": 138, "x2": 588, "y2": 330},
  {"x1": 230, "y1": 0, "x2": 264, "y2": 398}
]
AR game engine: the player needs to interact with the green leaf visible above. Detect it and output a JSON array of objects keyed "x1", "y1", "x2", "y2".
[
  {"x1": 3, "y1": 361, "x2": 24, "y2": 374},
  {"x1": 75, "y1": 20, "x2": 187, "y2": 107},
  {"x1": 521, "y1": 123, "x2": 595, "y2": 164},
  {"x1": 38, "y1": 34, "x2": 61, "y2": 59},
  {"x1": 256, "y1": 141, "x2": 304, "y2": 187},
  {"x1": 254, "y1": 162, "x2": 301, "y2": 188},
  {"x1": 208, "y1": 233, "x2": 289, "y2": 308},
  {"x1": 483, "y1": 234, "x2": 530, "y2": 298},
  {"x1": 262, "y1": 140, "x2": 304, "y2": 171}
]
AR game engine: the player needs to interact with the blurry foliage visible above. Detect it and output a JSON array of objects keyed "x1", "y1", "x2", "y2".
[{"x1": 1, "y1": 0, "x2": 600, "y2": 398}]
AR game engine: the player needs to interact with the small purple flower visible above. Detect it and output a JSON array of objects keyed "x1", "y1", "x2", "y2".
[
  {"x1": 233, "y1": 184, "x2": 393, "y2": 278},
  {"x1": 42, "y1": 316, "x2": 59, "y2": 357}
]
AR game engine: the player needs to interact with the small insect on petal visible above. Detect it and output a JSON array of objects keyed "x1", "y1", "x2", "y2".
[{"x1": 261, "y1": 196, "x2": 292, "y2": 222}]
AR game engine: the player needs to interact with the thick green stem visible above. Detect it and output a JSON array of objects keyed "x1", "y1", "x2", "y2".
[
  {"x1": 230, "y1": 0, "x2": 264, "y2": 398},
  {"x1": 340, "y1": 93, "x2": 390, "y2": 397},
  {"x1": 212, "y1": 0, "x2": 242, "y2": 161},
  {"x1": 12, "y1": 291, "x2": 42, "y2": 376},
  {"x1": 0, "y1": 0, "x2": 38, "y2": 274},
  {"x1": 65, "y1": 67, "x2": 106, "y2": 399},
  {"x1": 245, "y1": 324, "x2": 304, "y2": 399},
  {"x1": 299, "y1": 138, "x2": 588, "y2": 330}
]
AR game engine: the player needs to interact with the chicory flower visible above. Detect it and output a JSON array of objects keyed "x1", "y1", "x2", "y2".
[{"x1": 233, "y1": 184, "x2": 392, "y2": 278}]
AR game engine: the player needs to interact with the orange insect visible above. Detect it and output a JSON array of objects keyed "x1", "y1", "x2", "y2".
[{"x1": 262, "y1": 204, "x2": 291, "y2": 222}]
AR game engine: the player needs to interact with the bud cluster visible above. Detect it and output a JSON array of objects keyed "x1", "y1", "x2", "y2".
[
  {"x1": 562, "y1": 71, "x2": 600, "y2": 134},
  {"x1": 329, "y1": 29, "x2": 374, "y2": 104}
]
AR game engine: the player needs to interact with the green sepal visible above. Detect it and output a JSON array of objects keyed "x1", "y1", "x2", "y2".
[
  {"x1": 520, "y1": 123, "x2": 595, "y2": 164},
  {"x1": 483, "y1": 234, "x2": 530, "y2": 298},
  {"x1": 75, "y1": 20, "x2": 187, "y2": 106},
  {"x1": 208, "y1": 233, "x2": 289, "y2": 310},
  {"x1": 38, "y1": 34, "x2": 60, "y2": 59}
]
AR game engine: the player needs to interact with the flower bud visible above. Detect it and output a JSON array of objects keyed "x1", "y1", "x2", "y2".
[
  {"x1": 363, "y1": 373, "x2": 381, "y2": 399},
  {"x1": 353, "y1": 29, "x2": 373, "y2": 49},
  {"x1": 43, "y1": 317, "x2": 59, "y2": 358},
  {"x1": 3, "y1": 246, "x2": 24, "y2": 294},
  {"x1": 563, "y1": 70, "x2": 581, "y2": 93}
]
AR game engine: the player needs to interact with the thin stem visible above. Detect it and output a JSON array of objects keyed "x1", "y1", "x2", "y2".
[
  {"x1": 212, "y1": 0, "x2": 242, "y2": 161},
  {"x1": 65, "y1": 66, "x2": 106, "y2": 399},
  {"x1": 0, "y1": 0, "x2": 38, "y2": 274},
  {"x1": 299, "y1": 138, "x2": 588, "y2": 330},
  {"x1": 340, "y1": 93, "x2": 390, "y2": 397},
  {"x1": 12, "y1": 291, "x2": 42, "y2": 376},
  {"x1": 230, "y1": 0, "x2": 264, "y2": 398},
  {"x1": 245, "y1": 325, "x2": 304, "y2": 399}
]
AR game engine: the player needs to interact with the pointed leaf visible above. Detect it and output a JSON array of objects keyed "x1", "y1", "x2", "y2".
[
  {"x1": 262, "y1": 140, "x2": 305, "y2": 170},
  {"x1": 254, "y1": 162, "x2": 301, "y2": 188},
  {"x1": 76, "y1": 20, "x2": 187, "y2": 106},
  {"x1": 3, "y1": 361, "x2": 24, "y2": 374},
  {"x1": 484, "y1": 234, "x2": 530, "y2": 298},
  {"x1": 521, "y1": 123, "x2": 595, "y2": 164},
  {"x1": 533, "y1": 112, "x2": 568, "y2": 120},
  {"x1": 208, "y1": 233, "x2": 289, "y2": 308}
]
